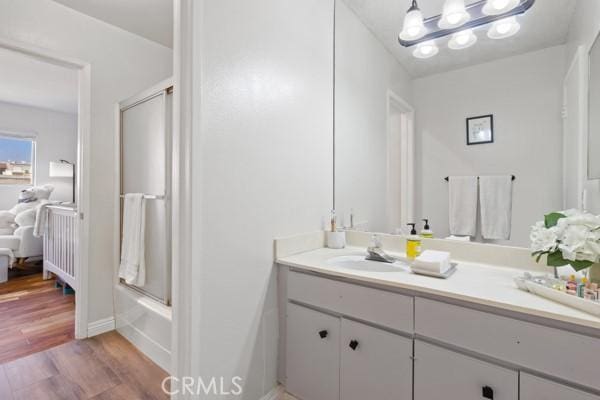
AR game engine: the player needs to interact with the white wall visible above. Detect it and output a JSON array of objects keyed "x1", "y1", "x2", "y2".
[
  {"x1": 335, "y1": 1, "x2": 413, "y2": 232},
  {"x1": 0, "y1": 0, "x2": 172, "y2": 324},
  {"x1": 414, "y1": 45, "x2": 566, "y2": 247},
  {"x1": 0, "y1": 101, "x2": 77, "y2": 209},
  {"x1": 565, "y1": 0, "x2": 600, "y2": 214},
  {"x1": 190, "y1": 0, "x2": 333, "y2": 398}
]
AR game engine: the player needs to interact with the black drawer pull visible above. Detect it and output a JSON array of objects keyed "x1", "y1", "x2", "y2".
[
  {"x1": 482, "y1": 386, "x2": 494, "y2": 399},
  {"x1": 349, "y1": 340, "x2": 359, "y2": 350},
  {"x1": 318, "y1": 330, "x2": 328, "y2": 339}
]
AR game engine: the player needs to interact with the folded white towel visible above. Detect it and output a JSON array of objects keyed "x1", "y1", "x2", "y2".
[
  {"x1": 445, "y1": 235, "x2": 471, "y2": 242},
  {"x1": 479, "y1": 175, "x2": 513, "y2": 240},
  {"x1": 119, "y1": 194, "x2": 146, "y2": 286},
  {"x1": 412, "y1": 250, "x2": 452, "y2": 274},
  {"x1": 448, "y1": 176, "x2": 478, "y2": 237}
]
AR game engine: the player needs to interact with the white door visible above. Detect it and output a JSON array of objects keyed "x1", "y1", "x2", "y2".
[{"x1": 563, "y1": 47, "x2": 585, "y2": 210}]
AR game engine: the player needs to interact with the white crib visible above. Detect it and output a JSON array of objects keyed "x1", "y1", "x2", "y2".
[{"x1": 43, "y1": 205, "x2": 78, "y2": 290}]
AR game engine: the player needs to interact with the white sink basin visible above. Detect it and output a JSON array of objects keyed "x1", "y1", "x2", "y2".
[{"x1": 326, "y1": 254, "x2": 410, "y2": 273}]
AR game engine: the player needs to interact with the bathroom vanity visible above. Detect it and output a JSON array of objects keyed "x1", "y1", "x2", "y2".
[{"x1": 276, "y1": 237, "x2": 600, "y2": 400}]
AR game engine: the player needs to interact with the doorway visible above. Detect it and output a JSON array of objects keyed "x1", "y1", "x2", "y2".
[
  {"x1": 386, "y1": 90, "x2": 415, "y2": 234},
  {"x1": 0, "y1": 38, "x2": 91, "y2": 356}
]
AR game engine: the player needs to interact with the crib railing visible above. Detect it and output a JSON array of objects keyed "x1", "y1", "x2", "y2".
[{"x1": 43, "y1": 206, "x2": 78, "y2": 290}]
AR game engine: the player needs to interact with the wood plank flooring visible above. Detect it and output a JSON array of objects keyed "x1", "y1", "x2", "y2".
[
  {"x1": 0, "y1": 271, "x2": 75, "y2": 363},
  {"x1": 0, "y1": 331, "x2": 170, "y2": 399}
]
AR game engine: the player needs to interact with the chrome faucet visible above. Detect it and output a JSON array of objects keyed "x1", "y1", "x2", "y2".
[{"x1": 366, "y1": 234, "x2": 396, "y2": 263}]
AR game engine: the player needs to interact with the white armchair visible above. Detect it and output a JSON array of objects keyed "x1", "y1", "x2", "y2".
[{"x1": 0, "y1": 185, "x2": 54, "y2": 264}]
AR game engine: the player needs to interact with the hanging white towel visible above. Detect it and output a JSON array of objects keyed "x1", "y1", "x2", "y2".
[
  {"x1": 479, "y1": 175, "x2": 513, "y2": 240},
  {"x1": 119, "y1": 193, "x2": 146, "y2": 286},
  {"x1": 448, "y1": 176, "x2": 478, "y2": 237}
]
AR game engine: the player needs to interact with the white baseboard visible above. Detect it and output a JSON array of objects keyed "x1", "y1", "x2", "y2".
[
  {"x1": 87, "y1": 317, "x2": 115, "y2": 337},
  {"x1": 261, "y1": 385, "x2": 286, "y2": 400}
]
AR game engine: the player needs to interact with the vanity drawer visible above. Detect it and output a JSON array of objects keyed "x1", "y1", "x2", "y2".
[
  {"x1": 415, "y1": 298, "x2": 600, "y2": 391},
  {"x1": 287, "y1": 271, "x2": 413, "y2": 333},
  {"x1": 414, "y1": 340, "x2": 518, "y2": 400},
  {"x1": 520, "y1": 373, "x2": 600, "y2": 400}
]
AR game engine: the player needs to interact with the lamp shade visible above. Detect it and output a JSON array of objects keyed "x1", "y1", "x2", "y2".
[
  {"x1": 438, "y1": 0, "x2": 470, "y2": 29},
  {"x1": 49, "y1": 161, "x2": 73, "y2": 178},
  {"x1": 482, "y1": 0, "x2": 520, "y2": 16},
  {"x1": 399, "y1": 1, "x2": 426, "y2": 41}
]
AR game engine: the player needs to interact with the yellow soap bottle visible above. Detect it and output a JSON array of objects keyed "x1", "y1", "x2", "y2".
[{"x1": 406, "y1": 223, "x2": 422, "y2": 260}]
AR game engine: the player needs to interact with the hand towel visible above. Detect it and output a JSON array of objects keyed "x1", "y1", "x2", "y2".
[
  {"x1": 479, "y1": 175, "x2": 513, "y2": 240},
  {"x1": 412, "y1": 250, "x2": 452, "y2": 274},
  {"x1": 33, "y1": 201, "x2": 58, "y2": 238},
  {"x1": 119, "y1": 193, "x2": 146, "y2": 286},
  {"x1": 448, "y1": 176, "x2": 478, "y2": 237}
]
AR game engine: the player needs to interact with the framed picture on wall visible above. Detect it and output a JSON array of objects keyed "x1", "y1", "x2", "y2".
[{"x1": 466, "y1": 114, "x2": 494, "y2": 145}]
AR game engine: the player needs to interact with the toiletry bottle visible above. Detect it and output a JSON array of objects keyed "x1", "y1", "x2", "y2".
[
  {"x1": 421, "y1": 219, "x2": 434, "y2": 238},
  {"x1": 406, "y1": 223, "x2": 421, "y2": 260}
]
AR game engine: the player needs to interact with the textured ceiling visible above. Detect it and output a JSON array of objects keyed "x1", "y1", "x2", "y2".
[
  {"x1": 0, "y1": 48, "x2": 78, "y2": 113},
  {"x1": 341, "y1": 0, "x2": 577, "y2": 77},
  {"x1": 52, "y1": 0, "x2": 173, "y2": 48}
]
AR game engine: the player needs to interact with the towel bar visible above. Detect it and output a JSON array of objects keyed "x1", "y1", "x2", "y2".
[
  {"x1": 119, "y1": 194, "x2": 165, "y2": 200},
  {"x1": 444, "y1": 175, "x2": 515, "y2": 182}
]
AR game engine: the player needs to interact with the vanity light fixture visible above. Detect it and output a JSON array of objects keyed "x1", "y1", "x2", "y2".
[
  {"x1": 399, "y1": 0, "x2": 426, "y2": 41},
  {"x1": 448, "y1": 29, "x2": 478, "y2": 50},
  {"x1": 438, "y1": 0, "x2": 470, "y2": 30},
  {"x1": 413, "y1": 40, "x2": 439, "y2": 59},
  {"x1": 482, "y1": 0, "x2": 520, "y2": 16},
  {"x1": 487, "y1": 16, "x2": 520, "y2": 39},
  {"x1": 398, "y1": 0, "x2": 534, "y2": 58}
]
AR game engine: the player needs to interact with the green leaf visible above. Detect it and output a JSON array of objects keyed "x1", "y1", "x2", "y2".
[
  {"x1": 544, "y1": 212, "x2": 566, "y2": 228},
  {"x1": 569, "y1": 260, "x2": 594, "y2": 272},
  {"x1": 546, "y1": 251, "x2": 570, "y2": 267}
]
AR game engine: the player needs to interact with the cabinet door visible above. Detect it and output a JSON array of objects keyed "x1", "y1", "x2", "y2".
[
  {"x1": 340, "y1": 319, "x2": 412, "y2": 400},
  {"x1": 521, "y1": 373, "x2": 600, "y2": 400},
  {"x1": 414, "y1": 340, "x2": 518, "y2": 400},
  {"x1": 286, "y1": 303, "x2": 340, "y2": 400}
]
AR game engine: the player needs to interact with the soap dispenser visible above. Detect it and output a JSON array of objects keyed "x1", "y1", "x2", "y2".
[
  {"x1": 421, "y1": 219, "x2": 434, "y2": 238},
  {"x1": 406, "y1": 223, "x2": 422, "y2": 260}
]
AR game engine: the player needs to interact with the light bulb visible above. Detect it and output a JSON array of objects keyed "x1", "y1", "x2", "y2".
[
  {"x1": 438, "y1": 0, "x2": 470, "y2": 29},
  {"x1": 487, "y1": 16, "x2": 520, "y2": 39},
  {"x1": 448, "y1": 29, "x2": 477, "y2": 50},
  {"x1": 399, "y1": 5, "x2": 426, "y2": 41},
  {"x1": 413, "y1": 40, "x2": 439, "y2": 59},
  {"x1": 492, "y1": 0, "x2": 510, "y2": 10},
  {"x1": 482, "y1": 0, "x2": 519, "y2": 16},
  {"x1": 496, "y1": 22, "x2": 512, "y2": 34},
  {"x1": 456, "y1": 33, "x2": 470, "y2": 45}
]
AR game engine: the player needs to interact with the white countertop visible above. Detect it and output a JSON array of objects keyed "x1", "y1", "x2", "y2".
[{"x1": 277, "y1": 246, "x2": 600, "y2": 332}]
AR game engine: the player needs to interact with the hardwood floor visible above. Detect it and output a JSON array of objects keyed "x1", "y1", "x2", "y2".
[
  {"x1": 0, "y1": 331, "x2": 170, "y2": 399},
  {"x1": 0, "y1": 271, "x2": 75, "y2": 363}
]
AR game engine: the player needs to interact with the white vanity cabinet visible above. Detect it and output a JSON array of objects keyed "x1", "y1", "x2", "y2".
[
  {"x1": 281, "y1": 268, "x2": 600, "y2": 400},
  {"x1": 520, "y1": 374, "x2": 600, "y2": 400}
]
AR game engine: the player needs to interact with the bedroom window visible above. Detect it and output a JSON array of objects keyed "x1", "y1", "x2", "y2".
[{"x1": 0, "y1": 135, "x2": 35, "y2": 186}]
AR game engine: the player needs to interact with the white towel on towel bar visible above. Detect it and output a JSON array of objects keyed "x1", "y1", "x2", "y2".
[
  {"x1": 448, "y1": 176, "x2": 478, "y2": 237},
  {"x1": 479, "y1": 175, "x2": 513, "y2": 240},
  {"x1": 119, "y1": 193, "x2": 146, "y2": 286}
]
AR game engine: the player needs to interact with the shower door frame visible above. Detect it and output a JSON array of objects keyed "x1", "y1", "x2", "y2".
[{"x1": 115, "y1": 78, "x2": 173, "y2": 305}]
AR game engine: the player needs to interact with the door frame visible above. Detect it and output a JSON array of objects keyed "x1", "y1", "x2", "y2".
[
  {"x1": 386, "y1": 90, "x2": 415, "y2": 232},
  {"x1": 0, "y1": 37, "x2": 92, "y2": 339}
]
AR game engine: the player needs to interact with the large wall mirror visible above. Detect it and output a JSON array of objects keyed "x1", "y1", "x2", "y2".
[
  {"x1": 589, "y1": 32, "x2": 600, "y2": 179},
  {"x1": 334, "y1": 0, "x2": 587, "y2": 248}
]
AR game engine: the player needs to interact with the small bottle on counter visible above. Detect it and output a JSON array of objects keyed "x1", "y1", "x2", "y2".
[{"x1": 420, "y1": 219, "x2": 434, "y2": 238}]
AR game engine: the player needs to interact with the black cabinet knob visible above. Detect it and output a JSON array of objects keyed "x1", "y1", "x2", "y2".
[
  {"x1": 349, "y1": 340, "x2": 359, "y2": 350},
  {"x1": 482, "y1": 386, "x2": 494, "y2": 399},
  {"x1": 318, "y1": 330, "x2": 328, "y2": 339}
]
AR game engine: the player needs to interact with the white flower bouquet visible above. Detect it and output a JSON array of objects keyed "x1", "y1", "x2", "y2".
[{"x1": 530, "y1": 209, "x2": 600, "y2": 271}]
